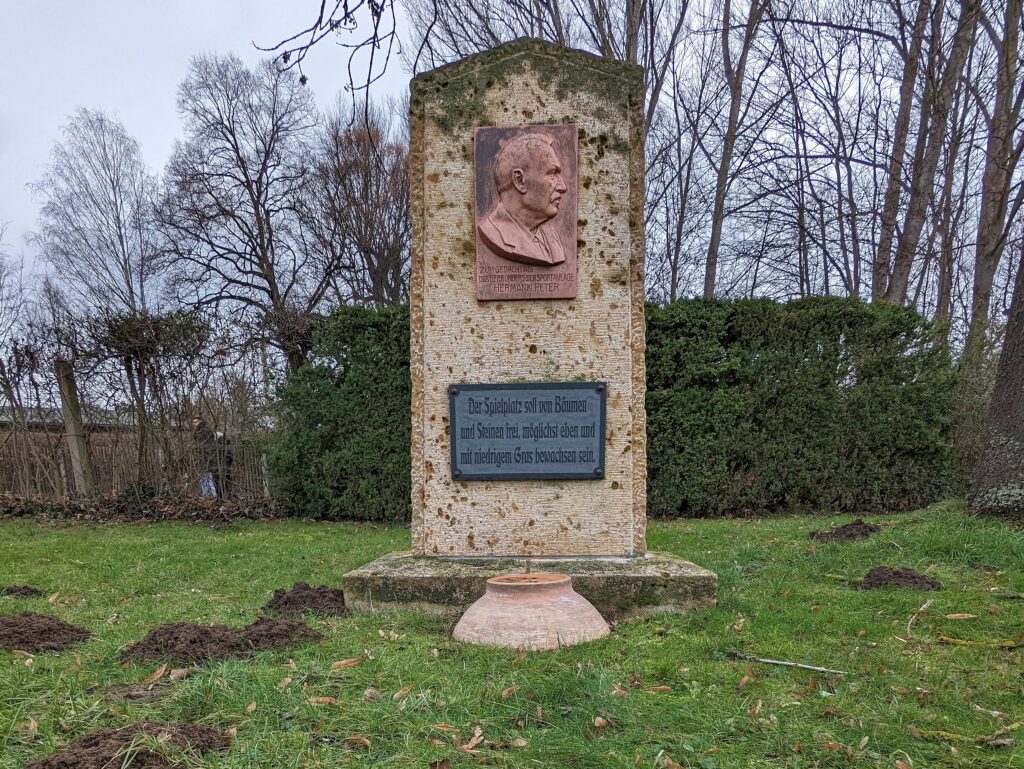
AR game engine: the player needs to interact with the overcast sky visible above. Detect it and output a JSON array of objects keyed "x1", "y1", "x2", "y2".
[{"x1": 1, "y1": 1, "x2": 408, "y2": 271}]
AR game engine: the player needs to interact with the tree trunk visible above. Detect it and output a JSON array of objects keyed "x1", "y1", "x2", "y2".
[
  {"x1": 884, "y1": 0, "x2": 980, "y2": 304},
  {"x1": 963, "y1": 0, "x2": 1022, "y2": 359},
  {"x1": 872, "y1": 0, "x2": 932, "y2": 300},
  {"x1": 968, "y1": 255, "x2": 1024, "y2": 518},
  {"x1": 704, "y1": 0, "x2": 762, "y2": 298}
]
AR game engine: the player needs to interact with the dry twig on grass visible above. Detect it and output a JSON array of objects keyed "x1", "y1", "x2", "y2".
[{"x1": 726, "y1": 651, "x2": 848, "y2": 676}]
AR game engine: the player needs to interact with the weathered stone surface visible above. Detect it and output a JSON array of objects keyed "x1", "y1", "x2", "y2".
[
  {"x1": 343, "y1": 552, "x2": 717, "y2": 621},
  {"x1": 410, "y1": 38, "x2": 648, "y2": 558}
]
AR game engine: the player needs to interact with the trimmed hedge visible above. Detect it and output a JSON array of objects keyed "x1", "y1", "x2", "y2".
[
  {"x1": 267, "y1": 304, "x2": 411, "y2": 521},
  {"x1": 647, "y1": 298, "x2": 957, "y2": 517},
  {"x1": 268, "y1": 298, "x2": 957, "y2": 520}
]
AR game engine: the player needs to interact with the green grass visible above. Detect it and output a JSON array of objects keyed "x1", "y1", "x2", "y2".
[{"x1": 1, "y1": 500, "x2": 1022, "y2": 768}]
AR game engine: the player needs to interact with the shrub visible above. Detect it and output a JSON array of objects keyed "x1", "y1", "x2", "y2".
[
  {"x1": 647, "y1": 297, "x2": 958, "y2": 517},
  {"x1": 269, "y1": 298, "x2": 957, "y2": 520},
  {"x1": 266, "y1": 304, "x2": 410, "y2": 521}
]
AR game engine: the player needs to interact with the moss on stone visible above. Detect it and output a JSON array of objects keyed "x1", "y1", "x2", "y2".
[{"x1": 411, "y1": 37, "x2": 643, "y2": 147}]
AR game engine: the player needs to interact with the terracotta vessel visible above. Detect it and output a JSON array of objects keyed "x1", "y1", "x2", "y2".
[{"x1": 452, "y1": 573, "x2": 610, "y2": 651}]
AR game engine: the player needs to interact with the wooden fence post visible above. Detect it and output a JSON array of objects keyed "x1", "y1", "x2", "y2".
[{"x1": 54, "y1": 358, "x2": 94, "y2": 497}]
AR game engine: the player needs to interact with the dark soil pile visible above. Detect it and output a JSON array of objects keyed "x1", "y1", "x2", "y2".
[
  {"x1": 121, "y1": 618, "x2": 320, "y2": 664},
  {"x1": 0, "y1": 612, "x2": 91, "y2": 652},
  {"x1": 0, "y1": 585, "x2": 43, "y2": 597},
  {"x1": 24, "y1": 721, "x2": 227, "y2": 769},
  {"x1": 861, "y1": 566, "x2": 942, "y2": 590},
  {"x1": 810, "y1": 519, "x2": 882, "y2": 542},
  {"x1": 262, "y1": 581, "x2": 347, "y2": 617}
]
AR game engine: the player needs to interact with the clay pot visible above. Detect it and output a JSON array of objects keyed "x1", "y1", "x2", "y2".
[{"x1": 452, "y1": 573, "x2": 610, "y2": 651}]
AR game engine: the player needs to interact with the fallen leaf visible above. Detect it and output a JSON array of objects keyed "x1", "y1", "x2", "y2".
[
  {"x1": 282, "y1": 659, "x2": 297, "y2": 671},
  {"x1": 646, "y1": 685, "x2": 673, "y2": 693},
  {"x1": 811, "y1": 605, "x2": 822, "y2": 613},
  {"x1": 433, "y1": 723, "x2": 460, "y2": 733},
  {"x1": 457, "y1": 726, "x2": 485, "y2": 753},
  {"x1": 594, "y1": 716, "x2": 609, "y2": 729},
  {"x1": 971, "y1": 703, "x2": 1005, "y2": 719},
  {"x1": 276, "y1": 677, "x2": 293, "y2": 689},
  {"x1": 21, "y1": 717, "x2": 37, "y2": 734},
  {"x1": 48, "y1": 592, "x2": 60, "y2": 604},
  {"x1": 345, "y1": 734, "x2": 371, "y2": 748},
  {"x1": 611, "y1": 684, "x2": 629, "y2": 697},
  {"x1": 169, "y1": 668, "x2": 190, "y2": 681},
  {"x1": 858, "y1": 736, "x2": 869, "y2": 750},
  {"x1": 393, "y1": 684, "x2": 413, "y2": 701},
  {"x1": 307, "y1": 696, "x2": 338, "y2": 705},
  {"x1": 511, "y1": 738, "x2": 528, "y2": 748},
  {"x1": 982, "y1": 738, "x2": 1014, "y2": 748},
  {"x1": 895, "y1": 759, "x2": 912, "y2": 768},
  {"x1": 501, "y1": 685, "x2": 519, "y2": 699},
  {"x1": 142, "y1": 664, "x2": 167, "y2": 685},
  {"x1": 364, "y1": 687, "x2": 382, "y2": 700},
  {"x1": 429, "y1": 760, "x2": 452, "y2": 769},
  {"x1": 224, "y1": 727, "x2": 237, "y2": 740},
  {"x1": 730, "y1": 614, "x2": 746, "y2": 633},
  {"x1": 331, "y1": 657, "x2": 362, "y2": 671},
  {"x1": 945, "y1": 613, "x2": 977, "y2": 620},
  {"x1": 245, "y1": 701, "x2": 257, "y2": 714}
]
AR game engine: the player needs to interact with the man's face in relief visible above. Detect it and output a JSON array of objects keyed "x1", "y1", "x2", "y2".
[{"x1": 515, "y1": 144, "x2": 567, "y2": 224}]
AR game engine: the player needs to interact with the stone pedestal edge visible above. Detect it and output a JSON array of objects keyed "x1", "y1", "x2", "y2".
[{"x1": 343, "y1": 552, "x2": 716, "y2": 621}]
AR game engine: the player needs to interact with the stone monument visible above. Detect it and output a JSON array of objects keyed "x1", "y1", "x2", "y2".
[{"x1": 344, "y1": 38, "x2": 716, "y2": 619}]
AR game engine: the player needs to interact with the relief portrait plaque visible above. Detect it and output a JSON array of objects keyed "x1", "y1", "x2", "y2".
[{"x1": 474, "y1": 124, "x2": 578, "y2": 300}]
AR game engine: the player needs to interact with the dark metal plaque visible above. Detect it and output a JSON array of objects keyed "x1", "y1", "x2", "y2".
[
  {"x1": 474, "y1": 124, "x2": 578, "y2": 301},
  {"x1": 449, "y1": 382, "x2": 606, "y2": 480}
]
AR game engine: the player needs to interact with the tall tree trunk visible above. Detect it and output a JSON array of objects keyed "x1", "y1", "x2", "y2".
[
  {"x1": 968, "y1": 254, "x2": 1024, "y2": 518},
  {"x1": 873, "y1": 0, "x2": 932, "y2": 300},
  {"x1": 884, "y1": 0, "x2": 980, "y2": 303},
  {"x1": 704, "y1": 0, "x2": 763, "y2": 298},
  {"x1": 963, "y1": 0, "x2": 1023, "y2": 359}
]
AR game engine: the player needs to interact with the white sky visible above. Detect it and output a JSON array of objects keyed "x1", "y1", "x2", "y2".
[{"x1": 0, "y1": 1, "x2": 409, "y2": 270}]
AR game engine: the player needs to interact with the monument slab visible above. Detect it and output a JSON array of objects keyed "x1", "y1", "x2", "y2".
[{"x1": 344, "y1": 38, "x2": 715, "y2": 619}]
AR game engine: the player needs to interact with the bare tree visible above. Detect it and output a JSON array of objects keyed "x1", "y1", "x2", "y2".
[
  {"x1": 703, "y1": 0, "x2": 768, "y2": 297},
  {"x1": 297, "y1": 98, "x2": 410, "y2": 305},
  {"x1": 30, "y1": 109, "x2": 170, "y2": 482},
  {"x1": 964, "y1": 0, "x2": 1024, "y2": 356},
  {"x1": 31, "y1": 109, "x2": 162, "y2": 315},
  {"x1": 157, "y1": 54, "x2": 327, "y2": 373}
]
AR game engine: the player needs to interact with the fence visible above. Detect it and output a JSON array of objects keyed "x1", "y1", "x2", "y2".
[{"x1": 0, "y1": 420, "x2": 269, "y2": 500}]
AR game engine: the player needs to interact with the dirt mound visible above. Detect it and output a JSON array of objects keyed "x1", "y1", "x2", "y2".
[
  {"x1": 25, "y1": 721, "x2": 226, "y2": 769},
  {"x1": 0, "y1": 585, "x2": 43, "y2": 597},
  {"x1": 862, "y1": 566, "x2": 941, "y2": 590},
  {"x1": 810, "y1": 519, "x2": 882, "y2": 542},
  {"x1": 262, "y1": 581, "x2": 347, "y2": 617},
  {"x1": 0, "y1": 612, "x2": 91, "y2": 652},
  {"x1": 121, "y1": 618, "x2": 320, "y2": 664}
]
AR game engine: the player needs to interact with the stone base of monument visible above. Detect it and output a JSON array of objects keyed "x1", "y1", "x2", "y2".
[{"x1": 343, "y1": 553, "x2": 716, "y2": 621}]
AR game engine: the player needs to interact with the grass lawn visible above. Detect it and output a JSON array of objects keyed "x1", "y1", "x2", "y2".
[{"x1": 1, "y1": 500, "x2": 1022, "y2": 768}]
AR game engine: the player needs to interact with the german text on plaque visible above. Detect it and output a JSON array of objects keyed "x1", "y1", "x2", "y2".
[{"x1": 449, "y1": 382, "x2": 606, "y2": 480}]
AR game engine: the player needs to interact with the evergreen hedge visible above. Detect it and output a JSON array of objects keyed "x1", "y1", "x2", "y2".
[
  {"x1": 268, "y1": 298, "x2": 957, "y2": 520},
  {"x1": 646, "y1": 297, "x2": 957, "y2": 517},
  {"x1": 267, "y1": 304, "x2": 411, "y2": 521}
]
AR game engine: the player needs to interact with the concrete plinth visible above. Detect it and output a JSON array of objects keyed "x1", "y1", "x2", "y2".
[{"x1": 343, "y1": 552, "x2": 716, "y2": 621}]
